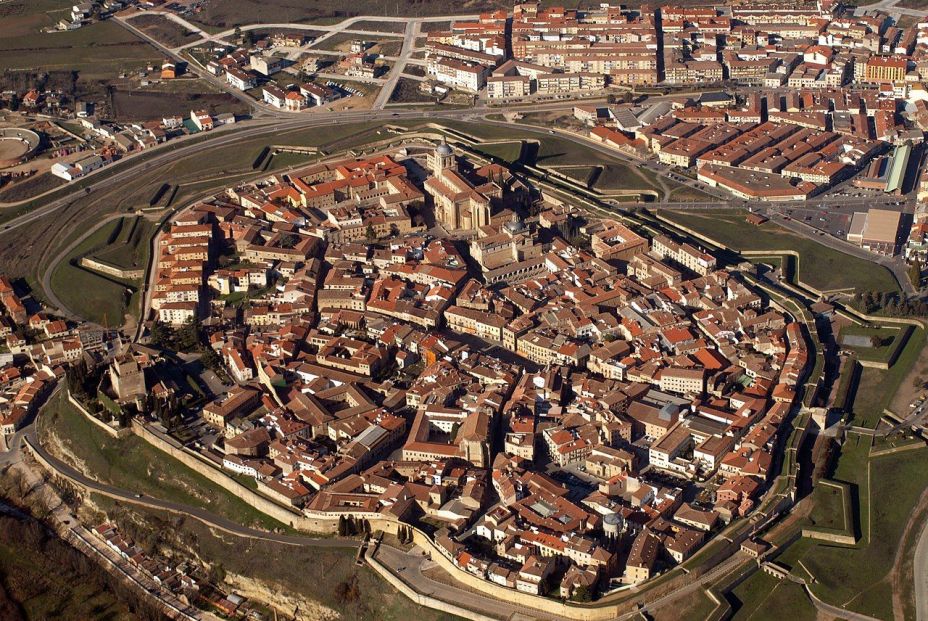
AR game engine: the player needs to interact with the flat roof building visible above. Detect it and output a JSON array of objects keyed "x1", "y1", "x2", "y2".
[{"x1": 847, "y1": 208, "x2": 902, "y2": 256}]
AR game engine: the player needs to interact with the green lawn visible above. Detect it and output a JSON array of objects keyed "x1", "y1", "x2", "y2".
[
  {"x1": 654, "y1": 590, "x2": 719, "y2": 620},
  {"x1": 594, "y1": 162, "x2": 661, "y2": 193},
  {"x1": 553, "y1": 166, "x2": 598, "y2": 186},
  {"x1": 665, "y1": 184, "x2": 715, "y2": 201},
  {"x1": 838, "y1": 324, "x2": 902, "y2": 364},
  {"x1": 39, "y1": 391, "x2": 288, "y2": 532},
  {"x1": 775, "y1": 443, "x2": 928, "y2": 620},
  {"x1": 91, "y1": 216, "x2": 155, "y2": 271},
  {"x1": 534, "y1": 134, "x2": 608, "y2": 167},
  {"x1": 263, "y1": 150, "x2": 318, "y2": 172},
  {"x1": 847, "y1": 328, "x2": 925, "y2": 428},
  {"x1": 743, "y1": 581, "x2": 815, "y2": 621},
  {"x1": 806, "y1": 482, "x2": 849, "y2": 532},
  {"x1": 48, "y1": 219, "x2": 136, "y2": 325},
  {"x1": 664, "y1": 210, "x2": 901, "y2": 294},
  {"x1": 727, "y1": 570, "x2": 780, "y2": 619},
  {"x1": 475, "y1": 141, "x2": 524, "y2": 164}
]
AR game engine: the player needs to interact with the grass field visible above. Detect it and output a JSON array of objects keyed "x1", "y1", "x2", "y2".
[
  {"x1": 806, "y1": 483, "x2": 848, "y2": 532},
  {"x1": 263, "y1": 150, "x2": 318, "y2": 171},
  {"x1": 0, "y1": 0, "x2": 73, "y2": 36},
  {"x1": 90, "y1": 216, "x2": 155, "y2": 270},
  {"x1": 48, "y1": 219, "x2": 137, "y2": 326},
  {"x1": 0, "y1": 172, "x2": 66, "y2": 203},
  {"x1": 726, "y1": 570, "x2": 781, "y2": 618},
  {"x1": 388, "y1": 77, "x2": 435, "y2": 104},
  {"x1": 190, "y1": 0, "x2": 510, "y2": 28},
  {"x1": 838, "y1": 324, "x2": 902, "y2": 364},
  {"x1": 40, "y1": 390, "x2": 288, "y2": 532},
  {"x1": 534, "y1": 134, "x2": 606, "y2": 166},
  {"x1": 555, "y1": 165, "x2": 598, "y2": 186},
  {"x1": 653, "y1": 590, "x2": 719, "y2": 620},
  {"x1": 0, "y1": 20, "x2": 160, "y2": 79},
  {"x1": 847, "y1": 328, "x2": 925, "y2": 428},
  {"x1": 112, "y1": 88, "x2": 249, "y2": 121},
  {"x1": 741, "y1": 581, "x2": 815, "y2": 621},
  {"x1": 771, "y1": 439, "x2": 928, "y2": 620},
  {"x1": 128, "y1": 13, "x2": 202, "y2": 47},
  {"x1": 351, "y1": 20, "x2": 408, "y2": 32},
  {"x1": 665, "y1": 184, "x2": 715, "y2": 201},
  {"x1": 594, "y1": 162, "x2": 662, "y2": 193},
  {"x1": 475, "y1": 141, "x2": 524, "y2": 164},
  {"x1": 663, "y1": 210, "x2": 901, "y2": 294}
]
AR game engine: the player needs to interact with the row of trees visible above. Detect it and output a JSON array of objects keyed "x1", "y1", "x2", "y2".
[
  {"x1": 397, "y1": 524, "x2": 414, "y2": 544},
  {"x1": 853, "y1": 290, "x2": 928, "y2": 317},
  {"x1": 336, "y1": 515, "x2": 372, "y2": 537}
]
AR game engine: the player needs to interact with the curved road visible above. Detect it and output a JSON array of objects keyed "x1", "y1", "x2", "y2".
[{"x1": 6, "y1": 417, "x2": 354, "y2": 550}]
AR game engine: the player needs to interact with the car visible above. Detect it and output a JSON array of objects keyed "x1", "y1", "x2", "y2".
[{"x1": 134, "y1": 493, "x2": 143, "y2": 498}]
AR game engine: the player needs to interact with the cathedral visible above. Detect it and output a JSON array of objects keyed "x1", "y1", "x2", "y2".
[{"x1": 424, "y1": 140, "x2": 499, "y2": 233}]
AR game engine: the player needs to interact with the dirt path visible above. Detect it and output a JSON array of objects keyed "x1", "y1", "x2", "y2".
[
  {"x1": 891, "y1": 486, "x2": 928, "y2": 620},
  {"x1": 890, "y1": 337, "x2": 928, "y2": 414}
]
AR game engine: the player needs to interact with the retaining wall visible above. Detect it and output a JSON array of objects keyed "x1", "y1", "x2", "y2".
[
  {"x1": 68, "y1": 391, "x2": 131, "y2": 439},
  {"x1": 129, "y1": 421, "x2": 338, "y2": 533},
  {"x1": 79, "y1": 257, "x2": 144, "y2": 280}
]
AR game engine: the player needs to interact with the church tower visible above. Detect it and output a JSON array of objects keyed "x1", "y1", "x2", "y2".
[{"x1": 431, "y1": 139, "x2": 456, "y2": 177}]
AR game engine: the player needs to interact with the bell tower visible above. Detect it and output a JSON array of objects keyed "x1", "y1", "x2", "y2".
[{"x1": 432, "y1": 138, "x2": 455, "y2": 176}]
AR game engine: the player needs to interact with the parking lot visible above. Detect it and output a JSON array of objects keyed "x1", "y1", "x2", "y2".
[{"x1": 768, "y1": 197, "x2": 912, "y2": 240}]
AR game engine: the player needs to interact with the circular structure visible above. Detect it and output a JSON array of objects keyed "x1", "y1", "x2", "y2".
[
  {"x1": 0, "y1": 127, "x2": 41, "y2": 168},
  {"x1": 603, "y1": 511, "x2": 624, "y2": 538}
]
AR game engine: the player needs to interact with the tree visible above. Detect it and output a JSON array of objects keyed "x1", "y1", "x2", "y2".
[
  {"x1": 910, "y1": 258, "x2": 922, "y2": 288},
  {"x1": 149, "y1": 321, "x2": 173, "y2": 348},
  {"x1": 337, "y1": 515, "x2": 348, "y2": 536},
  {"x1": 571, "y1": 584, "x2": 592, "y2": 602},
  {"x1": 175, "y1": 317, "x2": 202, "y2": 352},
  {"x1": 365, "y1": 223, "x2": 377, "y2": 242}
]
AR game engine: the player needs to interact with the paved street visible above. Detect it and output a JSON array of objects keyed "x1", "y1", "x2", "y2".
[
  {"x1": 917, "y1": 516, "x2": 928, "y2": 621},
  {"x1": 375, "y1": 543, "x2": 567, "y2": 621},
  {"x1": 855, "y1": 0, "x2": 928, "y2": 18}
]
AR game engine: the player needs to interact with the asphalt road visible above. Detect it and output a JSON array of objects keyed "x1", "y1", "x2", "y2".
[
  {"x1": 917, "y1": 515, "x2": 928, "y2": 621},
  {"x1": 375, "y1": 543, "x2": 565, "y2": 621}
]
